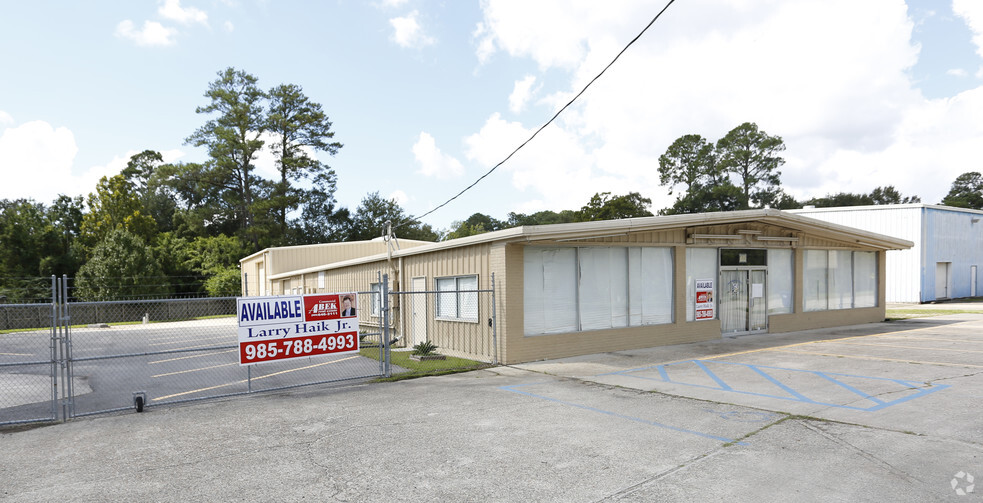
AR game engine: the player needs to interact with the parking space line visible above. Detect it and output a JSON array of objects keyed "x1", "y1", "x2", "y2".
[
  {"x1": 747, "y1": 366, "x2": 813, "y2": 402},
  {"x1": 0, "y1": 352, "x2": 33, "y2": 356},
  {"x1": 873, "y1": 336, "x2": 983, "y2": 344},
  {"x1": 149, "y1": 349, "x2": 237, "y2": 364},
  {"x1": 815, "y1": 373, "x2": 886, "y2": 406},
  {"x1": 149, "y1": 336, "x2": 231, "y2": 346},
  {"x1": 604, "y1": 360, "x2": 948, "y2": 411},
  {"x1": 824, "y1": 341, "x2": 983, "y2": 354},
  {"x1": 153, "y1": 355, "x2": 361, "y2": 401},
  {"x1": 769, "y1": 349, "x2": 983, "y2": 369},
  {"x1": 500, "y1": 383, "x2": 745, "y2": 445},
  {"x1": 152, "y1": 363, "x2": 238, "y2": 378},
  {"x1": 694, "y1": 360, "x2": 732, "y2": 390}
]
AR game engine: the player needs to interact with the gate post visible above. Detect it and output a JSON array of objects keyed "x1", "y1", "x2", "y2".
[
  {"x1": 382, "y1": 274, "x2": 392, "y2": 377},
  {"x1": 49, "y1": 276, "x2": 58, "y2": 421},
  {"x1": 381, "y1": 274, "x2": 392, "y2": 377}
]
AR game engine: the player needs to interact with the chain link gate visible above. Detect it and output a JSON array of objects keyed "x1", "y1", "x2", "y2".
[
  {"x1": 2, "y1": 273, "x2": 497, "y2": 425},
  {"x1": 0, "y1": 277, "x2": 59, "y2": 426}
]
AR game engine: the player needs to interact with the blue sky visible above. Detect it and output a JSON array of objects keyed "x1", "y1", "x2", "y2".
[{"x1": 1, "y1": 0, "x2": 982, "y2": 232}]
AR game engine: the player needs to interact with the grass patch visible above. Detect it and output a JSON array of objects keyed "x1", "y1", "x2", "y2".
[{"x1": 359, "y1": 347, "x2": 492, "y2": 382}]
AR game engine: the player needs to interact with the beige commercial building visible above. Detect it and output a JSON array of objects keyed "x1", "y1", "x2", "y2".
[{"x1": 240, "y1": 209, "x2": 912, "y2": 365}]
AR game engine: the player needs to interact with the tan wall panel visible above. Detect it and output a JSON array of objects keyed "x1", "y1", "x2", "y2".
[{"x1": 768, "y1": 307, "x2": 884, "y2": 333}]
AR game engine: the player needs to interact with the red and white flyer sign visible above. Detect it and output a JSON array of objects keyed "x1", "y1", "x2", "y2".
[
  {"x1": 236, "y1": 293, "x2": 359, "y2": 365},
  {"x1": 695, "y1": 279, "x2": 715, "y2": 321}
]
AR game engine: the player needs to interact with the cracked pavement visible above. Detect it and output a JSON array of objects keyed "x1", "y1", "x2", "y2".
[{"x1": 2, "y1": 314, "x2": 982, "y2": 501}]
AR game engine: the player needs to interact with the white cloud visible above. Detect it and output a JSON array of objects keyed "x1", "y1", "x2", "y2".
[
  {"x1": 158, "y1": 0, "x2": 209, "y2": 26},
  {"x1": 947, "y1": 68, "x2": 969, "y2": 77},
  {"x1": 508, "y1": 75, "x2": 537, "y2": 114},
  {"x1": 464, "y1": 113, "x2": 599, "y2": 211},
  {"x1": 412, "y1": 132, "x2": 464, "y2": 179},
  {"x1": 953, "y1": 0, "x2": 983, "y2": 58},
  {"x1": 223, "y1": 20, "x2": 235, "y2": 32},
  {"x1": 115, "y1": 20, "x2": 177, "y2": 47},
  {"x1": 459, "y1": 0, "x2": 983, "y2": 212},
  {"x1": 389, "y1": 10, "x2": 434, "y2": 48},
  {"x1": 380, "y1": 0, "x2": 410, "y2": 7},
  {"x1": 0, "y1": 111, "x2": 13, "y2": 126},
  {"x1": 389, "y1": 190, "x2": 409, "y2": 205},
  {"x1": 0, "y1": 121, "x2": 79, "y2": 202}
]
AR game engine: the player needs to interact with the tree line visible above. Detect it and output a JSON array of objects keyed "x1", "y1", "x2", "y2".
[{"x1": 1, "y1": 69, "x2": 981, "y2": 302}]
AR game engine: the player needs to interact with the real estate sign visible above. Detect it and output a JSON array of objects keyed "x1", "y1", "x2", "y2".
[
  {"x1": 695, "y1": 279, "x2": 715, "y2": 321},
  {"x1": 236, "y1": 293, "x2": 359, "y2": 365}
]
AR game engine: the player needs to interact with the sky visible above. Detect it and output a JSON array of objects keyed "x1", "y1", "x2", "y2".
[{"x1": 1, "y1": 0, "x2": 982, "y2": 233}]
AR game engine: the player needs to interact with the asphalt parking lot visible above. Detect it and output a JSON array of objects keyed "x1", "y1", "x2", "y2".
[{"x1": 2, "y1": 312, "x2": 982, "y2": 502}]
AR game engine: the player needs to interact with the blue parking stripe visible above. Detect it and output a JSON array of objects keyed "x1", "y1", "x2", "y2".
[
  {"x1": 816, "y1": 372, "x2": 886, "y2": 406},
  {"x1": 693, "y1": 359, "x2": 733, "y2": 390},
  {"x1": 746, "y1": 365, "x2": 815, "y2": 403},
  {"x1": 500, "y1": 383, "x2": 745, "y2": 445},
  {"x1": 598, "y1": 359, "x2": 950, "y2": 412}
]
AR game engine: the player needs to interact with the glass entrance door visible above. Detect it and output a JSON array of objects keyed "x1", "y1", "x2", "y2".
[{"x1": 720, "y1": 269, "x2": 767, "y2": 335}]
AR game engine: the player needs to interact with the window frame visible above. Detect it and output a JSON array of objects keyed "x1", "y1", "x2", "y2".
[{"x1": 434, "y1": 275, "x2": 480, "y2": 323}]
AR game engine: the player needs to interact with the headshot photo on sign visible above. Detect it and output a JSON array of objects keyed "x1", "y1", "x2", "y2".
[{"x1": 341, "y1": 295, "x2": 356, "y2": 317}]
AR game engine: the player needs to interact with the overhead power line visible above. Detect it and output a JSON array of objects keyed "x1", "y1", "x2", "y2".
[{"x1": 396, "y1": 0, "x2": 677, "y2": 231}]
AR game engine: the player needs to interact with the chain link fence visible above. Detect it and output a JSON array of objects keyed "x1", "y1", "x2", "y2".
[{"x1": 1, "y1": 274, "x2": 496, "y2": 426}]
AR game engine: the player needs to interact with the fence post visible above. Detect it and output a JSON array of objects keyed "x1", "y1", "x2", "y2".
[
  {"x1": 49, "y1": 276, "x2": 58, "y2": 421},
  {"x1": 381, "y1": 274, "x2": 392, "y2": 377}
]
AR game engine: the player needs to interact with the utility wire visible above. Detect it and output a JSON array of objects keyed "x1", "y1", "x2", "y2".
[{"x1": 395, "y1": 0, "x2": 677, "y2": 230}]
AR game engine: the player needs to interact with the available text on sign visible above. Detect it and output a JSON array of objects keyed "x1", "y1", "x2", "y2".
[
  {"x1": 236, "y1": 293, "x2": 359, "y2": 365},
  {"x1": 695, "y1": 279, "x2": 715, "y2": 321}
]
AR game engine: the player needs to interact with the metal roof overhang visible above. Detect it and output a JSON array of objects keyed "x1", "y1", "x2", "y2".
[{"x1": 268, "y1": 209, "x2": 913, "y2": 280}]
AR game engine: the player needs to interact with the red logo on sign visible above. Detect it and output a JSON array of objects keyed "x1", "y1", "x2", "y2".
[{"x1": 304, "y1": 294, "x2": 339, "y2": 321}]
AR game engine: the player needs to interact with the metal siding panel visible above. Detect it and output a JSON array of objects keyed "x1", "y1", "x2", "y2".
[{"x1": 792, "y1": 207, "x2": 922, "y2": 302}]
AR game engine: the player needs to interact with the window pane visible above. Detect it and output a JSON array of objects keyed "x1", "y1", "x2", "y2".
[
  {"x1": 370, "y1": 283, "x2": 381, "y2": 316},
  {"x1": 458, "y1": 276, "x2": 478, "y2": 321},
  {"x1": 720, "y1": 249, "x2": 767, "y2": 266},
  {"x1": 686, "y1": 248, "x2": 717, "y2": 321},
  {"x1": 829, "y1": 250, "x2": 853, "y2": 309},
  {"x1": 767, "y1": 249, "x2": 793, "y2": 314},
  {"x1": 803, "y1": 250, "x2": 828, "y2": 311},
  {"x1": 579, "y1": 248, "x2": 627, "y2": 330},
  {"x1": 854, "y1": 251, "x2": 877, "y2": 308},
  {"x1": 640, "y1": 247, "x2": 673, "y2": 325},
  {"x1": 524, "y1": 248, "x2": 578, "y2": 335},
  {"x1": 436, "y1": 277, "x2": 457, "y2": 318}
]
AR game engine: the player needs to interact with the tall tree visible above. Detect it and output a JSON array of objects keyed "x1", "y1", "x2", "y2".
[
  {"x1": 79, "y1": 175, "x2": 157, "y2": 256},
  {"x1": 578, "y1": 192, "x2": 653, "y2": 221},
  {"x1": 941, "y1": 172, "x2": 983, "y2": 210},
  {"x1": 266, "y1": 83, "x2": 343, "y2": 241},
  {"x1": 294, "y1": 171, "x2": 351, "y2": 244},
  {"x1": 349, "y1": 192, "x2": 439, "y2": 242},
  {"x1": 185, "y1": 67, "x2": 268, "y2": 250},
  {"x1": 444, "y1": 213, "x2": 506, "y2": 240},
  {"x1": 804, "y1": 185, "x2": 921, "y2": 208},
  {"x1": 0, "y1": 199, "x2": 67, "y2": 301},
  {"x1": 870, "y1": 185, "x2": 920, "y2": 205},
  {"x1": 75, "y1": 229, "x2": 168, "y2": 301},
  {"x1": 506, "y1": 210, "x2": 579, "y2": 227},
  {"x1": 122, "y1": 150, "x2": 178, "y2": 232},
  {"x1": 658, "y1": 133, "x2": 741, "y2": 214},
  {"x1": 715, "y1": 122, "x2": 786, "y2": 208}
]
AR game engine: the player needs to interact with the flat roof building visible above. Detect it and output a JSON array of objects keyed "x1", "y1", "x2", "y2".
[{"x1": 240, "y1": 209, "x2": 912, "y2": 364}]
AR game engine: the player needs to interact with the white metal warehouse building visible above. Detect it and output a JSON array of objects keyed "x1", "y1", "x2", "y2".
[{"x1": 790, "y1": 204, "x2": 983, "y2": 303}]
